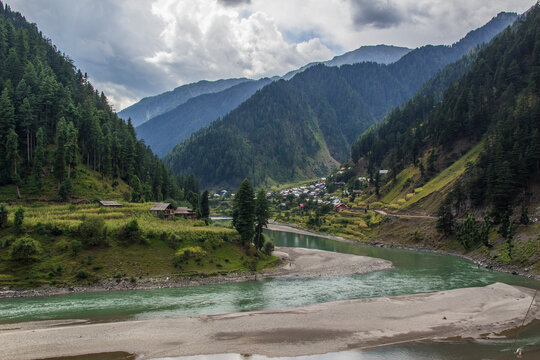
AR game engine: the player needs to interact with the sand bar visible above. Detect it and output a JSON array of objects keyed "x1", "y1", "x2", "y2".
[{"x1": 0, "y1": 283, "x2": 538, "y2": 359}]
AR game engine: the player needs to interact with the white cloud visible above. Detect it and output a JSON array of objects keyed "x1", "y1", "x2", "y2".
[
  {"x1": 6, "y1": 0, "x2": 535, "y2": 111},
  {"x1": 145, "y1": 0, "x2": 333, "y2": 83}
]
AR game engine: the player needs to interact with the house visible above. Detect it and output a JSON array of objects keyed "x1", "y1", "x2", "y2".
[
  {"x1": 277, "y1": 203, "x2": 287, "y2": 210},
  {"x1": 71, "y1": 199, "x2": 89, "y2": 205},
  {"x1": 353, "y1": 190, "x2": 362, "y2": 195},
  {"x1": 335, "y1": 181, "x2": 346, "y2": 188},
  {"x1": 98, "y1": 200, "x2": 122, "y2": 208},
  {"x1": 379, "y1": 169, "x2": 389, "y2": 175},
  {"x1": 334, "y1": 203, "x2": 347, "y2": 212},
  {"x1": 150, "y1": 203, "x2": 175, "y2": 218},
  {"x1": 175, "y1": 207, "x2": 196, "y2": 219}
]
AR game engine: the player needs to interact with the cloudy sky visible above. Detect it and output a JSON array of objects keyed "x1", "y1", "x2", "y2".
[{"x1": 8, "y1": 0, "x2": 533, "y2": 111}]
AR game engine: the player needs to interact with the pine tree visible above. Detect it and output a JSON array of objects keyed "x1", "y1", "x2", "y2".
[
  {"x1": 254, "y1": 188, "x2": 270, "y2": 250},
  {"x1": 200, "y1": 190, "x2": 210, "y2": 219},
  {"x1": 32, "y1": 127, "x2": 45, "y2": 192},
  {"x1": 436, "y1": 198, "x2": 455, "y2": 236},
  {"x1": 5, "y1": 127, "x2": 21, "y2": 198},
  {"x1": 232, "y1": 179, "x2": 255, "y2": 246}
]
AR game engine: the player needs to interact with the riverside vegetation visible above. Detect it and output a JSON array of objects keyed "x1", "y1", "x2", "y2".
[{"x1": 0, "y1": 201, "x2": 277, "y2": 289}]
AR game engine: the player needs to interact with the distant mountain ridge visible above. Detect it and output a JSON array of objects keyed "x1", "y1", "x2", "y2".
[
  {"x1": 164, "y1": 11, "x2": 518, "y2": 189},
  {"x1": 135, "y1": 45, "x2": 413, "y2": 156},
  {"x1": 118, "y1": 78, "x2": 251, "y2": 127},
  {"x1": 136, "y1": 78, "x2": 274, "y2": 157}
]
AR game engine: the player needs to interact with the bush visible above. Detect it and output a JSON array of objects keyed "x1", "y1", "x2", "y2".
[
  {"x1": 14, "y1": 206, "x2": 25, "y2": 233},
  {"x1": 79, "y1": 216, "x2": 106, "y2": 247},
  {"x1": 75, "y1": 270, "x2": 89, "y2": 280},
  {"x1": 262, "y1": 238, "x2": 275, "y2": 255},
  {"x1": 174, "y1": 246, "x2": 206, "y2": 262},
  {"x1": 119, "y1": 219, "x2": 143, "y2": 244},
  {"x1": 70, "y1": 240, "x2": 82, "y2": 255},
  {"x1": 59, "y1": 178, "x2": 73, "y2": 201},
  {"x1": 9, "y1": 236, "x2": 40, "y2": 263}
]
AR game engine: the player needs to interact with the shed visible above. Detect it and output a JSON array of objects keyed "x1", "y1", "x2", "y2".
[
  {"x1": 175, "y1": 207, "x2": 196, "y2": 219},
  {"x1": 151, "y1": 203, "x2": 175, "y2": 218},
  {"x1": 98, "y1": 200, "x2": 122, "y2": 208}
]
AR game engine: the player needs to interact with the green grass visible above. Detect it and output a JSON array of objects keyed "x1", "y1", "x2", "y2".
[{"x1": 0, "y1": 202, "x2": 278, "y2": 289}]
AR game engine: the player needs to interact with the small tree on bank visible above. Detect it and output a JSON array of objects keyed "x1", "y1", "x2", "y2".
[
  {"x1": 232, "y1": 179, "x2": 255, "y2": 246},
  {"x1": 200, "y1": 190, "x2": 210, "y2": 219},
  {"x1": 254, "y1": 188, "x2": 270, "y2": 250}
]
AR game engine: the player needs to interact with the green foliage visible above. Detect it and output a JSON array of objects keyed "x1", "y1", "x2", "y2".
[
  {"x1": 0, "y1": 203, "x2": 8, "y2": 228},
  {"x1": 436, "y1": 199, "x2": 455, "y2": 236},
  {"x1": 200, "y1": 190, "x2": 210, "y2": 219},
  {"x1": 58, "y1": 178, "x2": 73, "y2": 201},
  {"x1": 119, "y1": 219, "x2": 142, "y2": 244},
  {"x1": 455, "y1": 214, "x2": 480, "y2": 249},
  {"x1": 13, "y1": 206, "x2": 24, "y2": 232},
  {"x1": 70, "y1": 240, "x2": 82, "y2": 255},
  {"x1": 232, "y1": 179, "x2": 255, "y2": 245},
  {"x1": 9, "y1": 235, "x2": 40, "y2": 262},
  {"x1": 254, "y1": 188, "x2": 270, "y2": 250},
  {"x1": 262, "y1": 236, "x2": 274, "y2": 256},
  {"x1": 79, "y1": 215, "x2": 107, "y2": 247}
]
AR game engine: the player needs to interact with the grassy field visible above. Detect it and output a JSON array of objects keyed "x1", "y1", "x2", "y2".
[{"x1": 0, "y1": 202, "x2": 277, "y2": 289}]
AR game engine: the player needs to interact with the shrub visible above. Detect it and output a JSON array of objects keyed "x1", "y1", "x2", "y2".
[
  {"x1": 175, "y1": 246, "x2": 206, "y2": 262},
  {"x1": 70, "y1": 240, "x2": 82, "y2": 255},
  {"x1": 14, "y1": 206, "x2": 25, "y2": 233},
  {"x1": 75, "y1": 270, "x2": 89, "y2": 280},
  {"x1": 119, "y1": 219, "x2": 142, "y2": 244},
  {"x1": 59, "y1": 178, "x2": 73, "y2": 201},
  {"x1": 79, "y1": 216, "x2": 106, "y2": 247},
  {"x1": 262, "y1": 238, "x2": 275, "y2": 255},
  {"x1": 9, "y1": 236, "x2": 40, "y2": 263}
]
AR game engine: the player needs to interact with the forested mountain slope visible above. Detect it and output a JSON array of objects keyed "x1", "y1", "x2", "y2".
[
  {"x1": 118, "y1": 78, "x2": 251, "y2": 127},
  {"x1": 352, "y1": 5, "x2": 540, "y2": 230},
  {"x1": 0, "y1": 2, "x2": 181, "y2": 202},
  {"x1": 136, "y1": 45, "x2": 411, "y2": 157},
  {"x1": 165, "y1": 12, "x2": 518, "y2": 189},
  {"x1": 136, "y1": 78, "x2": 274, "y2": 157}
]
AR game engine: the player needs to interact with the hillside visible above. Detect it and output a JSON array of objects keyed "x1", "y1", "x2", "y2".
[
  {"x1": 165, "y1": 12, "x2": 518, "y2": 189},
  {"x1": 118, "y1": 78, "x2": 251, "y2": 127},
  {"x1": 136, "y1": 78, "x2": 274, "y2": 157},
  {"x1": 136, "y1": 45, "x2": 412, "y2": 157},
  {"x1": 0, "y1": 4, "x2": 184, "y2": 203},
  {"x1": 346, "y1": 5, "x2": 540, "y2": 273}
]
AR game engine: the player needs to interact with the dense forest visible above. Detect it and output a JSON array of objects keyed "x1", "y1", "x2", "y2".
[
  {"x1": 164, "y1": 12, "x2": 517, "y2": 189},
  {"x1": 352, "y1": 6, "x2": 540, "y2": 228},
  {"x1": 0, "y1": 3, "x2": 183, "y2": 202}
]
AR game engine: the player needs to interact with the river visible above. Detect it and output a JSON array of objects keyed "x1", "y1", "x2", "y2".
[{"x1": 1, "y1": 229, "x2": 539, "y2": 359}]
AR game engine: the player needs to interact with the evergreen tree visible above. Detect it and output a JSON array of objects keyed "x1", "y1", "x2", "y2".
[
  {"x1": 200, "y1": 190, "x2": 210, "y2": 219},
  {"x1": 232, "y1": 179, "x2": 255, "y2": 245},
  {"x1": 0, "y1": 203, "x2": 8, "y2": 228},
  {"x1": 436, "y1": 198, "x2": 455, "y2": 236},
  {"x1": 5, "y1": 127, "x2": 21, "y2": 198},
  {"x1": 13, "y1": 205, "x2": 24, "y2": 232},
  {"x1": 254, "y1": 188, "x2": 270, "y2": 250},
  {"x1": 32, "y1": 127, "x2": 45, "y2": 191}
]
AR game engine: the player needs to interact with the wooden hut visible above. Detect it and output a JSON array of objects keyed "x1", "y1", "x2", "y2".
[
  {"x1": 98, "y1": 200, "x2": 122, "y2": 208},
  {"x1": 150, "y1": 203, "x2": 175, "y2": 218},
  {"x1": 175, "y1": 207, "x2": 196, "y2": 219}
]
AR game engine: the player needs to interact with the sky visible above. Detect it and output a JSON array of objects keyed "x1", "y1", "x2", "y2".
[{"x1": 7, "y1": 0, "x2": 534, "y2": 111}]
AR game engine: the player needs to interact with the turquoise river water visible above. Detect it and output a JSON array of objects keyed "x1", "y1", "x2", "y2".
[{"x1": 2, "y1": 229, "x2": 540, "y2": 359}]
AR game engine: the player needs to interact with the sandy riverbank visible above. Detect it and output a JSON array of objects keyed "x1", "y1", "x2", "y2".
[
  {"x1": 0, "y1": 282, "x2": 537, "y2": 359},
  {"x1": 0, "y1": 246, "x2": 390, "y2": 299},
  {"x1": 267, "y1": 222, "x2": 540, "y2": 280}
]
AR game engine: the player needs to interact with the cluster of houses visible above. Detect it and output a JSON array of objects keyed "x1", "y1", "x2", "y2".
[
  {"x1": 273, "y1": 179, "x2": 348, "y2": 212},
  {"x1": 212, "y1": 189, "x2": 233, "y2": 198}
]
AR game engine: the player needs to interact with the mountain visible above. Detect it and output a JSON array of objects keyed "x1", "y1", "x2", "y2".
[
  {"x1": 0, "y1": 2, "x2": 184, "y2": 202},
  {"x1": 350, "y1": 5, "x2": 539, "y2": 262},
  {"x1": 136, "y1": 45, "x2": 411, "y2": 155},
  {"x1": 352, "y1": 5, "x2": 539, "y2": 219},
  {"x1": 282, "y1": 44, "x2": 411, "y2": 80},
  {"x1": 136, "y1": 78, "x2": 274, "y2": 157},
  {"x1": 118, "y1": 78, "x2": 251, "y2": 127},
  {"x1": 164, "y1": 12, "x2": 518, "y2": 189}
]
